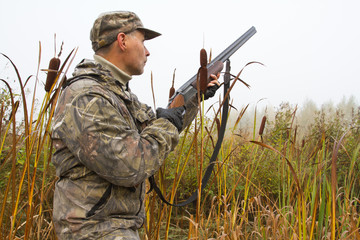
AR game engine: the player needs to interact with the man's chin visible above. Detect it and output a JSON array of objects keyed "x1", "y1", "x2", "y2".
[{"x1": 133, "y1": 70, "x2": 144, "y2": 76}]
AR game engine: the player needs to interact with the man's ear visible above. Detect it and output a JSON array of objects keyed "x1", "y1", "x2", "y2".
[{"x1": 117, "y1": 32, "x2": 127, "y2": 51}]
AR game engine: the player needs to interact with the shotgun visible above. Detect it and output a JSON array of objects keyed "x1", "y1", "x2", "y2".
[{"x1": 168, "y1": 26, "x2": 256, "y2": 108}]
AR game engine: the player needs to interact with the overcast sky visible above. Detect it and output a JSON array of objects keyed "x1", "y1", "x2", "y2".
[{"x1": 1, "y1": 0, "x2": 359, "y2": 112}]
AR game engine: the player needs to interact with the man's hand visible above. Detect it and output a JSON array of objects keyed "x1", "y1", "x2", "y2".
[
  {"x1": 203, "y1": 73, "x2": 220, "y2": 100},
  {"x1": 156, "y1": 106, "x2": 186, "y2": 132}
]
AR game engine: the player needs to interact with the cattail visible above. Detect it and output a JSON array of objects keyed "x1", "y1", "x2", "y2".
[
  {"x1": 169, "y1": 87, "x2": 175, "y2": 99},
  {"x1": 259, "y1": 116, "x2": 266, "y2": 136},
  {"x1": 45, "y1": 57, "x2": 61, "y2": 92},
  {"x1": 199, "y1": 68, "x2": 208, "y2": 94},
  {"x1": 199, "y1": 48, "x2": 208, "y2": 94},
  {"x1": 169, "y1": 69, "x2": 176, "y2": 99},
  {"x1": 200, "y1": 48, "x2": 207, "y2": 67}
]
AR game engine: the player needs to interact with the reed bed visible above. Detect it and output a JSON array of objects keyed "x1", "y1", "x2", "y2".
[{"x1": 1, "y1": 46, "x2": 359, "y2": 239}]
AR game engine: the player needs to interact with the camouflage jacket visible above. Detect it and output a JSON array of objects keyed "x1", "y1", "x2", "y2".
[{"x1": 51, "y1": 59, "x2": 198, "y2": 239}]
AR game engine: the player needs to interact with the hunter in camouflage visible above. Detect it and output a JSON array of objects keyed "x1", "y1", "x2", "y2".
[{"x1": 51, "y1": 11, "x2": 219, "y2": 239}]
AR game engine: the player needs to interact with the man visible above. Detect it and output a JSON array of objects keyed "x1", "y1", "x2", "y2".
[{"x1": 51, "y1": 11, "x2": 219, "y2": 239}]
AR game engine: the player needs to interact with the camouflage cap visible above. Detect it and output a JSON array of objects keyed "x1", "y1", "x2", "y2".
[{"x1": 90, "y1": 11, "x2": 161, "y2": 52}]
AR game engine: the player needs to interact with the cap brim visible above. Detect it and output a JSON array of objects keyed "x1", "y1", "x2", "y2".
[{"x1": 138, "y1": 27, "x2": 161, "y2": 40}]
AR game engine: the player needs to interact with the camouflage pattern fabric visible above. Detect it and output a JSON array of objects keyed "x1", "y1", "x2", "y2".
[{"x1": 51, "y1": 59, "x2": 197, "y2": 239}]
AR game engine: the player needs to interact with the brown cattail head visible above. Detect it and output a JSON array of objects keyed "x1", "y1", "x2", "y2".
[
  {"x1": 199, "y1": 48, "x2": 208, "y2": 95},
  {"x1": 45, "y1": 57, "x2": 61, "y2": 92},
  {"x1": 200, "y1": 48, "x2": 207, "y2": 67},
  {"x1": 169, "y1": 87, "x2": 175, "y2": 99},
  {"x1": 199, "y1": 67, "x2": 208, "y2": 94},
  {"x1": 259, "y1": 116, "x2": 267, "y2": 136},
  {"x1": 169, "y1": 69, "x2": 176, "y2": 99}
]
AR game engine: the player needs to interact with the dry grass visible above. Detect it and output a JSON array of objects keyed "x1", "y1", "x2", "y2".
[{"x1": 1, "y1": 45, "x2": 359, "y2": 240}]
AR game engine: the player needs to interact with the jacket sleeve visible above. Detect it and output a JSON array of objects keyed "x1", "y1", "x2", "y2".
[{"x1": 54, "y1": 90, "x2": 179, "y2": 187}]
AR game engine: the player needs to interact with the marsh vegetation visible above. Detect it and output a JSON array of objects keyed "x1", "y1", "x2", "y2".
[{"x1": 0, "y1": 46, "x2": 359, "y2": 239}]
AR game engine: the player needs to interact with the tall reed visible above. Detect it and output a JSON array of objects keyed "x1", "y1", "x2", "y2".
[
  {"x1": 0, "y1": 44, "x2": 77, "y2": 239},
  {"x1": 1, "y1": 43, "x2": 359, "y2": 239},
  {"x1": 142, "y1": 98, "x2": 360, "y2": 239}
]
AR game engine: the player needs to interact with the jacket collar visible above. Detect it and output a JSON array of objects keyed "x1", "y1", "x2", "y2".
[{"x1": 67, "y1": 59, "x2": 132, "y2": 101}]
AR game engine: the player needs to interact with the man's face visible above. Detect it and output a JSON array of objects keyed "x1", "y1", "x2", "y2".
[{"x1": 124, "y1": 30, "x2": 150, "y2": 76}]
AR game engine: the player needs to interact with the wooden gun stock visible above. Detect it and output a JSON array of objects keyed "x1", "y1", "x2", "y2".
[{"x1": 168, "y1": 94, "x2": 185, "y2": 108}]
